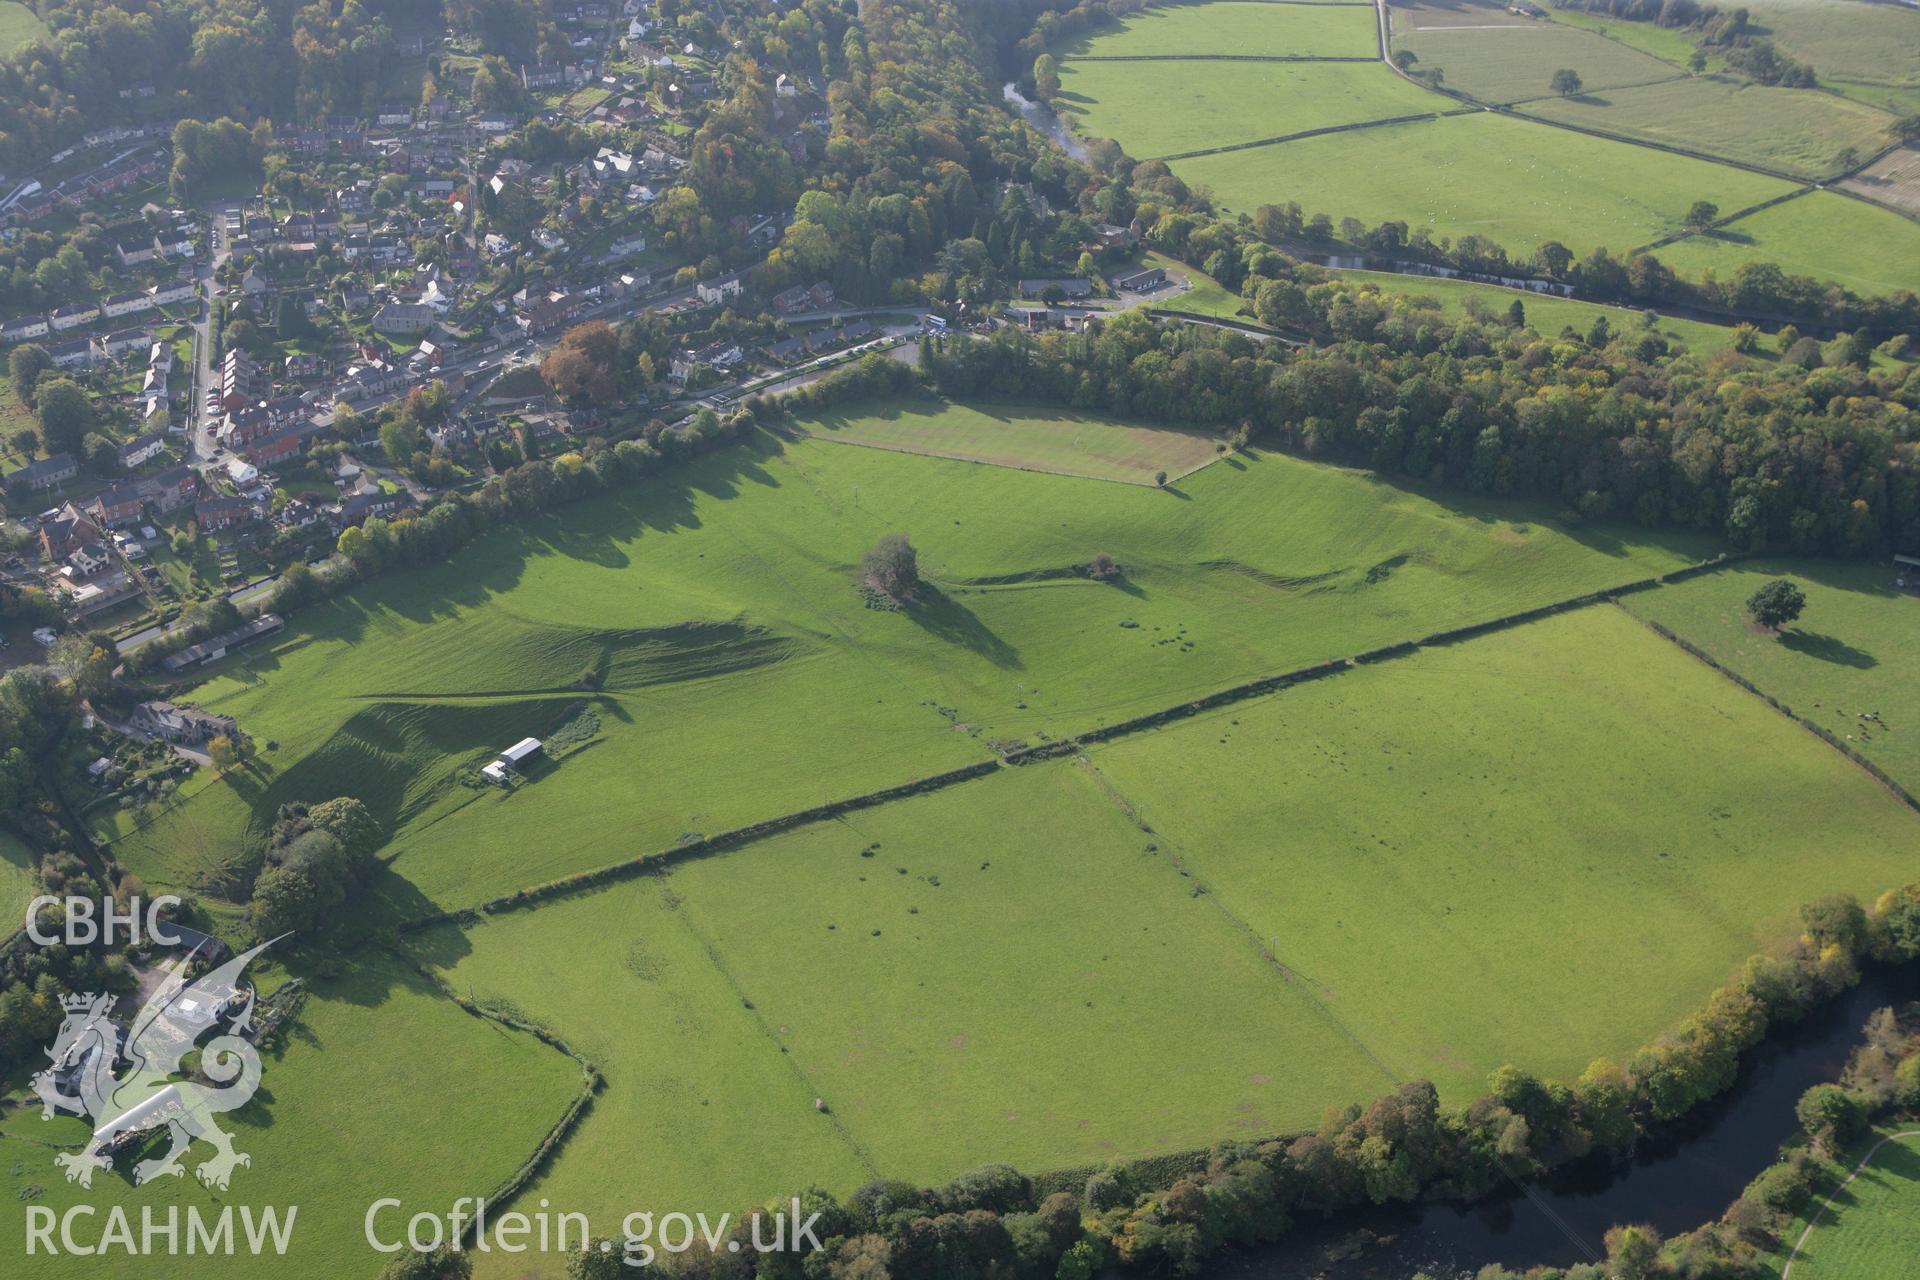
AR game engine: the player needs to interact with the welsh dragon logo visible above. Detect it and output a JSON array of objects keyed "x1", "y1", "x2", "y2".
[{"x1": 30, "y1": 938, "x2": 276, "y2": 1191}]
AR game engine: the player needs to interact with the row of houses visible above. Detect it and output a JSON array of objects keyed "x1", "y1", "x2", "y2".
[{"x1": 1, "y1": 280, "x2": 196, "y2": 344}]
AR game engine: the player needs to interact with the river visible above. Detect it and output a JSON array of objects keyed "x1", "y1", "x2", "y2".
[
  {"x1": 1207, "y1": 963, "x2": 1919, "y2": 1279},
  {"x1": 1003, "y1": 82, "x2": 1087, "y2": 161}
]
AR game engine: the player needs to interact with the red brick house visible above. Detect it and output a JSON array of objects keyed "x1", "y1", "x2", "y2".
[{"x1": 196, "y1": 497, "x2": 257, "y2": 532}]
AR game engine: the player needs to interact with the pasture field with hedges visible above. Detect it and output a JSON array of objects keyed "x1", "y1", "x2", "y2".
[
  {"x1": 1656, "y1": 191, "x2": 1920, "y2": 297},
  {"x1": 102, "y1": 415, "x2": 1709, "y2": 917},
  {"x1": 1734, "y1": 0, "x2": 1920, "y2": 92},
  {"x1": 0, "y1": 952, "x2": 584, "y2": 1279},
  {"x1": 415, "y1": 763, "x2": 1396, "y2": 1230},
  {"x1": 1171, "y1": 111, "x2": 1796, "y2": 255},
  {"x1": 1086, "y1": 604, "x2": 1920, "y2": 1100},
  {"x1": 62, "y1": 398, "x2": 1920, "y2": 1278},
  {"x1": 1053, "y1": 0, "x2": 1381, "y2": 60},
  {"x1": 1516, "y1": 76, "x2": 1897, "y2": 180},
  {"x1": 1057, "y1": 59, "x2": 1443, "y2": 159},
  {"x1": 401, "y1": 598, "x2": 1920, "y2": 1255},
  {"x1": 1393, "y1": 20, "x2": 1680, "y2": 101},
  {"x1": 1622, "y1": 559, "x2": 1920, "y2": 797}
]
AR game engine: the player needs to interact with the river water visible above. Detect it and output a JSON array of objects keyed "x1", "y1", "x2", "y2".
[
  {"x1": 1002, "y1": 82, "x2": 1088, "y2": 161},
  {"x1": 1208, "y1": 963, "x2": 1919, "y2": 1279}
]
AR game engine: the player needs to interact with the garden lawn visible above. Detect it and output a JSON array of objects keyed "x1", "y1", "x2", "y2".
[
  {"x1": 1057, "y1": 59, "x2": 1443, "y2": 157},
  {"x1": 1142, "y1": 253, "x2": 1252, "y2": 322},
  {"x1": 0, "y1": 952, "x2": 583, "y2": 1278},
  {"x1": 1517, "y1": 77, "x2": 1897, "y2": 179},
  {"x1": 102, "y1": 419, "x2": 1710, "y2": 920},
  {"x1": 1657, "y1": 191, "x2": 1920, "y2": 296},
  {"x1": 1086, "y1": 605, "x2": 1920, "y2": 1102},
  {"x1": 1171, "y1": 111, "x2": 1796, "y2": 256},
  {"x1": 1775, "y1": 1130, "x2": 1920, "y2": 1278},
  {"x1": 1394, "y1": 22, "x2": 1680, "y2": 102},
  {"x1": 1620, "y1": 560, "x2": 1920, "y2": 798},
  {"x1": 406, "y1": 881, "x2": 875, "y2": 1266},
  {"x1": 1057, "y1": 0, "x2": 1381, "y2": 60},
  {"x1": 671, "y1": 763, "x2": 1396, "y2": 1185},
  {"x1": 1323, "y1": 268, "x2": 1748, "y2": 354},
  {"x1": 798, "y1": 399, "x2": 1225, "y2": 484}
]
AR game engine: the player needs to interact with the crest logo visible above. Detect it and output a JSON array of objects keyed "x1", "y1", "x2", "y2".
[{"x1": 30, "y1": 938, "x2": 277, "y2": 1191}]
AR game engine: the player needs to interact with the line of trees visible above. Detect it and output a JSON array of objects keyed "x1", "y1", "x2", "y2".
[{"x1": 919, "y1": 269, "x2": 1919, "y2": 557}]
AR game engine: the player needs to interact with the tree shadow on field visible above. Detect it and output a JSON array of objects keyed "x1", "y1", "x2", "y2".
[
  {"x1": 1779, "y1": 629, "x2": 1877, "y2": 669},
  {"x1": 906, "y1": 583, "x2": 1023, "y2": 669}
]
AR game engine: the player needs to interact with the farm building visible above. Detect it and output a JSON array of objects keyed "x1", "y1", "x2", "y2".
[
  {"x1": 162, "y1": 613, "x2": 285, "y2": 673},
  {"x1": 481, "y1": 761, "x2": 511, "y2": 786},
  {"x1": 500, "y1": 738, "x2": 543, "y2": 767}
]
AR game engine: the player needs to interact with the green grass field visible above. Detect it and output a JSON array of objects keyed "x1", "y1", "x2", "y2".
[
  {"x1": 0, "y1": 832, "x2": 36, "y2": 938},
  {"x1": 1776, "y1": 1130, "x2": 1920, "y2": 1278},
  {"x1": 1516, "y1": 76, "x2": 1896, "y2": 180},
  {"x1": 1621, "y1": 560, "x2": 1920, "y2": 797},
  {"x1": 0, "y1": 1, "x2": 47, "y2": 56},
  {"x1": 416, "y1": 763, "x2": 1395, "y2": 1231},
  {"x1": 1394, "y1": 22, "x2": 1680, "y2": 101},
  {"x1": 1173, "y1": 111, "x2": 1796, "y2": 255},
  {"x1": 798, "y1": 398, "x2": 1227, "y2": 484},
  {"x1": 1544, "y1": 7, "x2": 1703, "y2": 67},
  {"x1": 102, "y1": 417, "x2": 1710, "y2": 920},
  {"x1": 1656, "y1": 191, "x2": 1920, "y2": 295},
  {"x1": 1736, "y1": 0, "x2": 1920, "y2": 92},
  {"x1": 1085, "y1": 603, "x2": 1920, "y2": 1097},
  {"x1": 1322, "y1": 268, "x2": 1750, "y2": 354},
  {"x1": 406, "y1": 881, "x2": 876, "y2": 1252},
  {"x1": 1057, "y1": 59, "x2": 1443, "y2": 157},
  {"x1": 1057, "y1": 0, "x2": 1381, "y2": 60},
  {"x1": 0, "y1": 952, "x2": 583, "y2": 1278}
]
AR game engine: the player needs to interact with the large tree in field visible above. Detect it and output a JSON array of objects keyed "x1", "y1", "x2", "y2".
[
  {"x1": 1549, "y1": 68, "x2": 1583, "y2": 96},
  {"x1": 862, "y1": 533, "x2": 920, "y2": 600},
  {"x1": 1746, "y1": 579, "x2": 1806, "y2": 631},
  {"x1": 33, "y1": 377, "x2": 93, "y2": 454},
  {"x1": 1685, "y1": 200, "x2": 1719, "y2": 230},
  {"x1": 9, "y1": 344, "x2": 51, "y2": 405}
]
